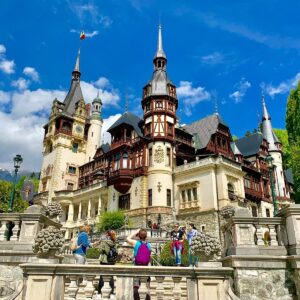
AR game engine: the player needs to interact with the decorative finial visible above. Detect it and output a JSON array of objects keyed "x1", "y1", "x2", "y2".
[
  {"x1": 125, "y1": 92, "x2": 129, "y2": 113},
  {"x1": 97, "y1": 89, "x2": 100, "y2": 99},
  {"x1": 154, "y1": 23, "x2": 166, "y2": 59},
  {"x1": 74, "y1": 48, "x2": 80, "y2": 72}
]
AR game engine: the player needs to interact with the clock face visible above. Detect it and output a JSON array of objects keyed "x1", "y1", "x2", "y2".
[{"x1": 75, "y1": 125, "x2": 83, "y2": 133}]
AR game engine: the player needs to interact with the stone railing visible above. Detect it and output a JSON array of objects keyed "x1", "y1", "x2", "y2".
[
  {"x1": 180, "y1": 199, "x2": 200, "y2": 210},
  {"x1": 20, "y1": 263, "x2": 236, "y2": 300}
]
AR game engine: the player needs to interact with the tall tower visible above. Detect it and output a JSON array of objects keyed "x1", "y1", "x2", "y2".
[
  {"x1": 262, "y1": 96, "x2": 286, "y2": 197},
  {"x1": 38, "y1": 48, "x2": 89, "y2": 203},
  {"x1": 85, "y1": 92, "x2": 103, "y2": 163},
  {"x1": 141, "y1": 25, "x2": 178, "y2": 208}
]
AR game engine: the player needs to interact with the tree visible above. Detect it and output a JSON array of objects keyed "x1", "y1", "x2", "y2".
[
  {"x1": 96, "y1": 210, "x2": 125, "y2": 232},
  {"x1": 273, "y1": 128, "x2": 291, "y2": 169},
  {"x1": 245, "y1": 131, "x2": 251, "y2": 137},
  {"x1": 0, "y1": 179, "x2": 28, "y2": 212},
  {"x1": 286, "y1": 82, "x2": 300, "y2": 203}
]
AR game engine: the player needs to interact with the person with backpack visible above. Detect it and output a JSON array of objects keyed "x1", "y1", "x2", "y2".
[
  {"x1": 73, "y1": 225, "x2": 94, "y2": 264},
  {"x1": 97, "y1": 230, "x2": 117, "y2": 295},
  {"x1": 127, "y1": 228, "x2": 151, "y2": 299}
]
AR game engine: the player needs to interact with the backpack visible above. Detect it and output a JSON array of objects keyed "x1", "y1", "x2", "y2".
[
  {"x1": 135, "y1": 242, "x2": 151, "y2": 265},
  {"x1": 70, "y1": 237, "x2": 78, "y2": 251},
  {"x1": 107, "y1": 246, "x2": 118, "y2": 264}
]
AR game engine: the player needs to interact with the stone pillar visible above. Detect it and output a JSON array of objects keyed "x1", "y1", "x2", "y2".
[
  {"x1": 87, "y1": 199, "x2": 92, "y2": 219},
  {"x1": 78, "y1": 202, "x2": 82, "y2": 221},
  {"x1": 97, "y1": 194, "x2": 102, "y2": 216},
  {"x1": 67, "y1": 203, "x2": 74, "y2": 222},
  {"x1": 10, "y1": 221, "x2": 21, "y2": 241},
  {"x1": 0, "y1": 221, "x2": 7, "y2": 241}
]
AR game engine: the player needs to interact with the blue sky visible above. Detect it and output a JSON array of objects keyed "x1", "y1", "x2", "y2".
[{"x1": 1, "y1": 0, "x2": 300, "y2": 171}]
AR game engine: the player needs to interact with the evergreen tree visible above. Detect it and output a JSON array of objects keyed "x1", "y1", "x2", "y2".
[{"x1": 286, "y1": 82, "x2": 300, "y2": 203}]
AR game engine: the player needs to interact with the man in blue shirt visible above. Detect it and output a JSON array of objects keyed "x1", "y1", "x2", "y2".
[{"x1": 73, "y1": 225, "x2": 93, "y2": 264}]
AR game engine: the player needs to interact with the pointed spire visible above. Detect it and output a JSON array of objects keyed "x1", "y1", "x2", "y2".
[
  {"x1": 74, "y1": 48, "x2": 80, "y2": 72},
  {"x1": 261, "y1": 95, "x2": 279, "y2": 151},
  {"x1": 154, "y1": 24, "x2": 166, "y2": 59},
  {"x1": 214, "y1": 94, "x2": 219, "y2": 115}
]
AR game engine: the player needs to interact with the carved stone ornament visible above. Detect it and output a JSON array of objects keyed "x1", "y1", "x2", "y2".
[
  {"x1": 44, "y1": 202, "x2": 63, "y2": 220},
  {"x1": 0, "y1": 266, "x2": 23, "y2": 299},
  {"x1": 154, "y1": 146, "x2": 164, "y2": 163},
  {"x1": 32, "y1": 226, "x2": 64, "y2": 258}
]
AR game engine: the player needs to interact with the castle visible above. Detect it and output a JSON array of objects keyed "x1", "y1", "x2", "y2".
[{"x1": 34, "y1": 26, "x2": 294, "y2": 239}]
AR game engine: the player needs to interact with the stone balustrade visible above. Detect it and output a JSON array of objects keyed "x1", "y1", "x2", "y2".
[{"x1": 20, "y1": 263, "x2": 236, "y2": 300}]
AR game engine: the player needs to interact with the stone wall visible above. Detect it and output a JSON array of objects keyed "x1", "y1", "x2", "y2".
[
  {"x1": 233, "y1": 269, "x2": 296, "y2": 300},
  {"x1": 177, "y1": 210, "x2": 220, "y2": 239}
]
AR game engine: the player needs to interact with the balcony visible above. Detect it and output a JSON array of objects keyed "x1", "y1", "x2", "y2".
[
  {"x1": 55, "y1": 128, "x2": 72, "y2": 136},
  {"x1": 108, "y1": 168, "x2": 134, "y2": 194},
  {"x1": 244, "y1": 187, "x2": 263, "y2": 200},
  {"x1": 180, "y1": 200, "x2": 200, "y2": 210},
  {"x1": 110, "y1": 137, "x2": 141, "y2": 150}
]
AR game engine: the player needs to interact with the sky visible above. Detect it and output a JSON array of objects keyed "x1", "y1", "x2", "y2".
[{"x1": 0, "y1": 0, "x2": 300, "y2": 171}]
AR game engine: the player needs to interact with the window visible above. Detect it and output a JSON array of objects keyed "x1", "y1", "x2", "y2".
[
  {"x1": 244, "y1": 176, "x2": 251, "y2": 189},
  {"x1": 228, "y1": 183, "x2": 235, "y2": 200},
  {"x1": 72, "y1": 143, "x2": 78, "y2": 153},
  {"x1": 114, "y1": 154, "x2": 120, "y2": 170},
  {"x1": 181, "y1": 190, "x2": 186, "y2": 202},
  {"x1": 266, "y1": 208, "x2": 270, "y2": 218},
  {"x1": 166, "y1": 148, "x2": 171, "y2": 166},
  {"x1": 168, "y1": 102, "x2": 173, "y2": 111},
  {"x1": 167, "y1": 123, "x2": 173, "y2": 135},
  {"x1": 192, "y1": 188, "x2": 198, "y2": 201},
  {"x1": 68, "y1": 166, "x2": 76, "y2": 174},
  {"x1": 167, "y1": 189, "x2": 171, "y2": 206},
  {"x1": 148, "y1": 189, "x2": 152, "y2": 206},
  {"x1": 119, "y1": 194, "x2": 130, "y2": 210},
  {"x1": 187, "y1": 189, "x2": 192, "y2": 201},
  {"x1": 145, "y1": 103, "x2": 150, "y2": 112},
  {"x1": 149, "y1": 148, "x2": 152, "y2": 166},
  {"x1": 122, "y1": 152, "x2": 128, "y2": 168},
  {"x1": 42, "y1": 181, "x2": 47, "y2": 192},
  {"x1": 155, "y1": 101, "x2": 163, "y2": 110},
  {"x1": 251, "y1": 206, "x2": 258, "y2": 217},
  {"x1": 67, "y1": 182, "x2": 74, "y2": 191}
]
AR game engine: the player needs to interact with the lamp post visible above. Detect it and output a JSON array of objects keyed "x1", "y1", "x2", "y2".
[
  {"x1": 8, "y1": 154, "x2": 23, "y2": 213},
  {"x1": 266, "y1": 155, "x2": 278, "y2": 216}
]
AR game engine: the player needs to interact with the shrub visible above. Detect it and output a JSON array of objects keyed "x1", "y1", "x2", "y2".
[
  {"x1": 159, "y1": 240, "x2": 190, "y2": 266},
  {"x1": 86, "y1": 247, "x2": 100, "y2": 259},
  {"x1": 97, "y1": 210, "x2": 125, "y2": 232}
]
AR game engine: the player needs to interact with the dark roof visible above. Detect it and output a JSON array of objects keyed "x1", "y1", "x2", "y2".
[
  {"x1": 107, "y1": 112, "x2": 144, "y2": 137},
  {"x1": 285, "y1": 169, "x2": 294, "y2": 185},
  {"x1": 63, "y1": 80, "x2": 84, "y2": 114},
  {"x1": 184, "y1": 114, "x2": 228, "y2": 149},
  {"x1": 235, "y1": 133, "x2": 263, "y2": 157}
]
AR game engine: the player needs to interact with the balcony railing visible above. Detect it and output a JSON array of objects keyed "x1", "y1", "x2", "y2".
[
  {"x1": 55, "y1": 128, "x2": 72, "y2": 136},
  {"x1": 180, "y1": 200, "x2": 200, "y2": 210},
  {"x1": 20, "y1": 263, "x2": 234, "y2": 300}
]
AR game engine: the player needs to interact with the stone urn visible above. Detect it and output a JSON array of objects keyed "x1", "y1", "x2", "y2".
[{"x1": 44, "y1": 202, "x2": 63, "y2": 221}]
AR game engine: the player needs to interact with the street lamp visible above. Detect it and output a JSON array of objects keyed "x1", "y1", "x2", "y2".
[
  {"x1": 266, "y1": 155, "x2": 278, "y2": 216},
  {"x1": 8, "y1": 154, "x2": 23, "y2": 212}
]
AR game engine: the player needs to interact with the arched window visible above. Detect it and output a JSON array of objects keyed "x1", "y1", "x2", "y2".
[
  {"x1": 123, "y1": 152, "x2": 128, "y2": 168},
  {"x1": 228, "y1": 183, "x2": 235, "y2": 200},
  {"x1": 114, "y1": 154, "x2": 120, "y2": 171}
]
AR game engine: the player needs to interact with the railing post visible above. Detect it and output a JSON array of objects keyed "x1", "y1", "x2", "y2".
[
  {"x1": 101, "y1": 275, "x2": 112, "y2": 300},
  {"x1": 255, "y1": 225, "x2": 264, "y2": 245},
  {"x1": 10, "y1": 220, "x2": 21, "y2": 241},
  {"x1": 172, "y1": 277, "x2": 182, "y2": 300},
  {"x1": 155, "y1": 276, "x2": 165, "y2": 300},
  {"x1": 138, "y1": 276, "x2": 149, "y2": 300},
  {"x1": 84, "y1": 275, "x2": 96, "y2": 299},
  {"x1": 66, "y1": 275, "x2": 78, "y2": 300},
  {"x1": 0, "y1": 221, "x2": 7, "y2": 241},
  {"x1": 268, "y1": 225, "x2": 278, "y2": 246}
]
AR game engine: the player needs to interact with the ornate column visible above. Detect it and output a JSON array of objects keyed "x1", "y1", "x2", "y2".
[
  {"x1": 78, "y1": 201, "x2": 82, "y2": 221},
  {"x1": 87, "y1": 199, "x2": 92, "y2": 219},
  {"x1": 97, "y1": 194, "x2": 102, "y2": 216},
  {"x1": 67, "y1": 203, "x2": 74, "y2": 222}
]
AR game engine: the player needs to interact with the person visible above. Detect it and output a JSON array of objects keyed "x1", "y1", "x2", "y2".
[
  {"x1": 186, "y1": 223, "x2": 198, "y2": 267},
  {"x1": 97, "y1": 230, "x2": 117, "y2": 295},
  {"x1": 127, "y1": 229, "x2": 151, "y2": 300},
  {"x1": 73, "y1": 225, "x2": 94, "y2": 264},
  {"x1": 170, "y1": 223, "x2": 185, "y2": 266}
]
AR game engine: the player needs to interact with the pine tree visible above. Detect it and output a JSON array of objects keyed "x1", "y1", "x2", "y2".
[{"x1": 286, "y1": 81, "x2": 300, "y2": 203}]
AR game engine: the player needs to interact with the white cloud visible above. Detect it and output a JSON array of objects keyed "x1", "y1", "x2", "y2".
[
  {"x1": 177, "y1": 81, "x2": 210, "y2": 116},
  {"x1": 11, "y1": 77, "x2": 30, "y2": 90},
  {"x1": 0, "y1": 59, "x2": 15, "y2": 74},
  {"x1": 0, "y1": 44, "x2": 6, "y2": 55},
  {"x1": 70, "y1": 29, "x2": 99, "y2": 39},
  {"x1": 94, "y1": 77, "x2": 110, "y2": 88},
  {"x1": 0, "y1": 75, "x2": 120, "y2": 171},
  {"x1": 69, "y1": 3, "x2": 112, "y2": 27},
  {"x1": 201, "y1": 52, "x2": 224, "y2": 65},
  {"x1": 101, "y1": 114, "x2": 122, "y2": 144},
  {"x1": 23, "y1": 67, "x2": 40, "y2": 82},
  {"x1": 263, "y1": 73, "x2": 300, "y2": 97},
  {"x1": 229, "y1": 77, "x2": 251, "y2": 103}
]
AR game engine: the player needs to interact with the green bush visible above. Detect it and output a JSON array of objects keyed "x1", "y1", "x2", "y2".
[
  {"x1": 86, "y1": 247, "x2": 100, "y2": 259},
  {"x1": 97, "y1": 210, "x2": 125, "y2": 232},
  {"x1": 159, "y1": 240, "x2": 190, "y2": 266}
]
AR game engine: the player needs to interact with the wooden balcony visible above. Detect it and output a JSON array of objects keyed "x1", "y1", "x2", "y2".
[
  {"x1": 245, "y1": 187, "x2": 263, "y2": 200},
  {"x1": 55, "y1": 128, "x2": 72, "y2": 136},
  {"x1": 108, "y1": 168, "x2": 134, "y2": 194}
]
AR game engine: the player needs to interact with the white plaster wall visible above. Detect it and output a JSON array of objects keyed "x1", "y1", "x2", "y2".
[
  {"x1": 85, "y1": 119, "x2": 102, "y2": 163},
  {"x1": 270, "y1": 151, "x2": 285, "y2": 197}
]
